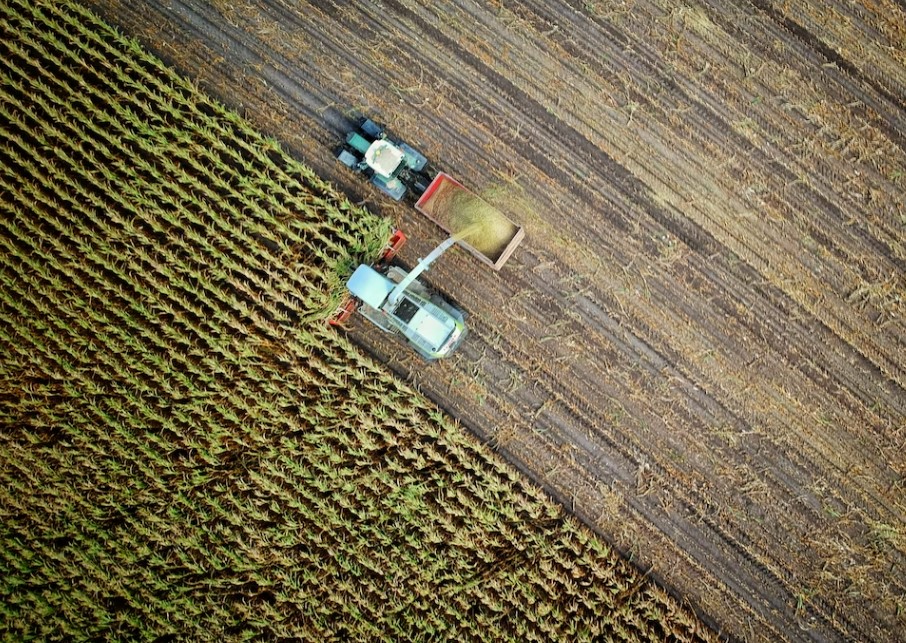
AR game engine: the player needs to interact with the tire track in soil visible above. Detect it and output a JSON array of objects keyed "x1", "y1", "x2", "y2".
[
  {"x1": 689, "y1": 4, "x2": 905, "y2": 258},
  {"x1": 458, "y1": 287, "x2": 832, "y2": 639},
  {"x1": 386, "y1": 0, "x2": 904, "y2": 572},
  {"x1": 508, "y1": 1, "x2": 906, "y2": 392},
  {"x1": 463, "y1": 255, "x2": 856, "y2": 639},
  {"x1": 353, "y1": 242, "x2": 862, "y2": 643},
  {"x1": 689, "y1": 0, "x2": 906, "y2": 264},
  {"x1": 80, "y1": 1, "x2": 906, "y2": 641},
  {"x1": 423, "y1": 0, "x2": 906, "y2": 410},
  {"x1": 747, "y1": 0, "x2": 906, "y2": 128},
  {"x1": 443, "y1": 0, "x2": 906, "y2": 423}
]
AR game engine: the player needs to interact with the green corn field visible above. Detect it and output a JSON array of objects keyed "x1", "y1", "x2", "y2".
[{"x1": 0, "y1": 1, "x2": 715, "y2": 640}]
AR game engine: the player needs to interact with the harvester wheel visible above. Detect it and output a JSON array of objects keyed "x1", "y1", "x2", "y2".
[{"x1": 432, "y1": 291, "x2": 467, "y2": 319}]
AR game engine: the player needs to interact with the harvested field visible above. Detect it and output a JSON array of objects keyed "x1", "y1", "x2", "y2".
[
  {"x1": 40, "y1": 0, "x2": 906, "y2": 640},
  {"x1": 0, "y1": 2, "x2": 715, "y2": 640}
]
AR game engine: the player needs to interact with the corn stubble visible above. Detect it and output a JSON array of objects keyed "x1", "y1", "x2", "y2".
[{"x1": 0, "y1": 1, "x2": 715, "y2": 641}]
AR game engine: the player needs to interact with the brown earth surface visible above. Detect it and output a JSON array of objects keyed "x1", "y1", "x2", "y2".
[{"x1": 79, "y1": 1, "x2": 906, "y2": 641}]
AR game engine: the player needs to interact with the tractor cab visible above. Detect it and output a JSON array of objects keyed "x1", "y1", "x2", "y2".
[{"x1": 363, "y1": 139, "x2": 405, "y2": 178}]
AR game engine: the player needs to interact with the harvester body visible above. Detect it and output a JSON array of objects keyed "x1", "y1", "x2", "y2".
[
  {"x1": 347, "y1": 262, "x2": 466, "y2": 361},
  {"x1": 329, "y1": 230, "x2": 466, "y2": 361}
]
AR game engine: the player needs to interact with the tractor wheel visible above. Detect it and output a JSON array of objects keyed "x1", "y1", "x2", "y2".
[
  {"x1": 337, "y1": 148, "x2": 361, "y2": 169},
  {"x1": 399, "y1": 143, "x2": 428, "y2": 172},
  {"x1": 360, "y1": 118, "x2": 384, "y2": 139},
  {"x1": 409, "y1": 171, "x2": 433, "y2": 197}
]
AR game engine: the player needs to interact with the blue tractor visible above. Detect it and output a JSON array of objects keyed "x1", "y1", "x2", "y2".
[{"x1": 336, "y1": 118, "x2": 434, "y2": 200}]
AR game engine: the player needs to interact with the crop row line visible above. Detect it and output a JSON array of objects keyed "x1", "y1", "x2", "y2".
[{"x1": 1, "y1": 25, "x2": 385, "y2": 325}]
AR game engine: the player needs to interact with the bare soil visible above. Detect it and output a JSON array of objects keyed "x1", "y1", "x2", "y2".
[{"x1": 81, "y1": 1, "x2": 906, "y2": 641}]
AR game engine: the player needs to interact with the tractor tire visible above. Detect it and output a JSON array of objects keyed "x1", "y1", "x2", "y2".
[
  {"x1": 337, "y1": 148, "x2": 361, "y2": 169},
  {"x1": 409, "y1": 172, "x2": 433, "y2": 197},
  {"x1": 360, "y1": 118, "x2": 384, "y2": 139}
]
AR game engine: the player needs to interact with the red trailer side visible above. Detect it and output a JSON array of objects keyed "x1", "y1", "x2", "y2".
[{"x1": 415, "y1": 173, "x2": 524, "y2": 271}]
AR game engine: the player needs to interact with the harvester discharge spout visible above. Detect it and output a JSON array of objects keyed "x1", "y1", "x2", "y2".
[{"x1": 386, "y1": 236, "x2": 458, "y2": 307}]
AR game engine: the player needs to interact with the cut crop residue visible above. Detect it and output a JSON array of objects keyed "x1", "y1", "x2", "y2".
[{"x1": 434, "y1": 184, "x2": 519, "y2": 261}]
